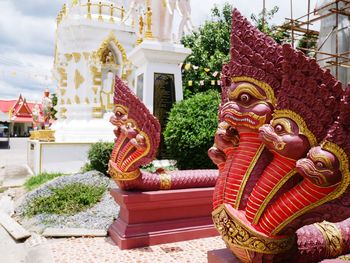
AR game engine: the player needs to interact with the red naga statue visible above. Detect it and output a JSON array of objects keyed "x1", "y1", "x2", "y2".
[
  {"x1": 211, "y1": 8, "x2": 350, "y2": 263},
  {"x1": 108, "y1": 77, "x2": 218, "y2": 191}
]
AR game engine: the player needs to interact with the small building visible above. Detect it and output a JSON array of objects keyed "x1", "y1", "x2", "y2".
[{"x1": 0, "y1": 95, "x2": 42, "y2": 137}]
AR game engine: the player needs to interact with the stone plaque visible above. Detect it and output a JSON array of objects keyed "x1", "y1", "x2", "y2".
[
  {"x1": 153, "y1": 73, "x2": 176, "y2": 158},
  {"x1": 136, "y1": 73, "x2": 144, "y2": 100}
]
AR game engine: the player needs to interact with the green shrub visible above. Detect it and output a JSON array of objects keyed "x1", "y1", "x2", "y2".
[
  {"x1": 24, "y1": 172, "x2": 65, "y2": 191},
  {"x1": 86, "y1": 142, "x2": 114, "y2": 174},
  {"x1": 24, "y1": 183, "x2": 107, "y2": 217},
  {"x1": 164, "y1": 90, "x2": 220, "y2": 169}
]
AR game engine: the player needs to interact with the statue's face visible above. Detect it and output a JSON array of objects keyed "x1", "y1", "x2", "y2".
[
  {"x1": 296, "y1": 146, "x2": 342, "y2": 187},
  {"x1": 259, "y1": 118, "x2": 310, "y2": 160},
  {"x1": 221, "y1": 82, "x2": 273, "y2": 133}
]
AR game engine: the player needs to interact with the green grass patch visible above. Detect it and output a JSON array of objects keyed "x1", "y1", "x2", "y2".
[
  {"x1": 24, "y1": 183, "x2": 107, "y2": 217},
  {"x1": 24, "y1": 172, "x2": 65, "y2": 191}
]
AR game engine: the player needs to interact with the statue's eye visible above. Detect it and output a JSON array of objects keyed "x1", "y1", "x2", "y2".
[
  {"x1": 240, "y1": 93, "x2": 250, "y2": 103},
  {"x1": 275, "y1": 124, "x2": 284, "y2": 133},
  {"x1": 315, "y1": 161, "x2": 325, "y2": 169}
]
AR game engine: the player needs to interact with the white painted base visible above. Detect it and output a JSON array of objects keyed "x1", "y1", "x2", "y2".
[
  {"x1": 27, "y1": 140, "x2": 94, "y2": 174},
  {"x1": 51, "y1": 110, "x2": 114, "y2": 143}
]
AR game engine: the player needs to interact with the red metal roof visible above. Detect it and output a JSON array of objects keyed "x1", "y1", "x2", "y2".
[{"x1": 0, "y1": 95, "x2": 43, "y2": 123}]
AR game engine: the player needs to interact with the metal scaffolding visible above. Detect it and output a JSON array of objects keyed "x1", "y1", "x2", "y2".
[{"x1": 266, "y1": 0, "x2": 350, "y2": 81}]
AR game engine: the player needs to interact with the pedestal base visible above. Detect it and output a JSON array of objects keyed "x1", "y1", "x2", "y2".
[
  {"x1": 208, "y1": 249, "x2": 240, "y2": 263},
  {"x1": 27, "y1": 140, "x2": 92, "y2": 174},
  {"x1": 108, "y1": 187, "x2": 218, "y2": 249}
]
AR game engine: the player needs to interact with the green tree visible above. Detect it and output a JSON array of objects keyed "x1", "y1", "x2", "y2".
[
  {"x1": 250, "y1": 6, "x2": 289, "y2": 44},
  {"x1": 181, "y1": 3, "x2": 232, "y2": 99},
  {"x1": 297, "y1": 33, "x2": 318, "y2": 57},
  {"x1": 50, "y1": 93, "x2": 58, "y2": 120}
]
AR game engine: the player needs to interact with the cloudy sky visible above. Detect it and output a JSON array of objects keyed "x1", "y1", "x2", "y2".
[{"x1": 0, "y1": 0, "x2": 317, "y2": 102}]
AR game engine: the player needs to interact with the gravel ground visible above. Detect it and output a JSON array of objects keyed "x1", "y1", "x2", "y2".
[{"x1": 15, "y1": 171, "x2": 120, "y2": 233}]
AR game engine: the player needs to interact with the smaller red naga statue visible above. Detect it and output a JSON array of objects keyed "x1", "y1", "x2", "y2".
[
  {"x1": 210, "y1": 8, "x2": 350, "y2": 263},
  {"x1": 108, "y1": 77, "x2": 218, "y2": 191}
]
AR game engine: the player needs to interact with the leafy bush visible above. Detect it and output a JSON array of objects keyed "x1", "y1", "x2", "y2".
[
  {"x1": 24, "y1": 183, "x2": 107, "y2": 217},
  {"x1": 181, "y1": 3, "x2": 232, "y2": 99},
  {"x1": 86, "y1": 142, "x2": 114, "y2": 174},
  {"x1": 24, "y1": 172, "x2": 65, "y2": 191},
  {"x1": 164, "y1": 90, "x2": 220, "y2": 169}
]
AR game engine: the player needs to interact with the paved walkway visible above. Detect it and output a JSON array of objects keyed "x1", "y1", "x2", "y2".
[
  {"x1": 0, "y1": 138, "x2": 28, "y2": 167},
  {"x1": 30, "y1": 236, "x2": 225, "y2": 263},
  {"x1": 0, "y1": 138, "x2": 32, "y2": 188}
]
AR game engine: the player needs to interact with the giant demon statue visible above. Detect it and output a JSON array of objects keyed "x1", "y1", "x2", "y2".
[{"x1": 209, "y1": 9, "x2": 350, "y2": 263}]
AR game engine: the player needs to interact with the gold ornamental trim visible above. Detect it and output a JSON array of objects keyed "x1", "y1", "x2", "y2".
[
  {"x1": 231, "y1": 76, "x2": 277, "y2": 106},
  {"x1": 273, "y1": 110, "x2": 318, "y2": 147},
  {"x1": 30, "y1": 130, "x2": 55, "y2": 142},
  {"x1": 108, "y1": 164, "x2": 141, "y2": 181},
  {"x1": 314, "y1": 221, "x2": 343, "y2": 258},
  {"x1": 212, "y1": 204, "x2": 294, "y2": 255},
  {"x1": 74, "y1": 69, "x2": 85, "y2": 90},
  {"x1": 272, "y1": 141, "x2": 350, "y2": 235},
  {"x1": 72, "y1": 52, "x2": 81, "y2": 63},
  {"x1": 159, "y1": 172, "x2": 171, "y2": 190},
  {"x1": 97, "y1": 32, "x2": 128, "y2": 63}
]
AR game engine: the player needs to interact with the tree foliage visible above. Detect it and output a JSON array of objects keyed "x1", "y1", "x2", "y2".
[
  {"x1": 181, "y1": 3, "x2": 232, "y2": 99},
  {"x1": 297, "y1": 33, "x2": 318, "y2": 57},
  {"x1": 250, "y1": 6, "x2": 289, "y2": 44}
]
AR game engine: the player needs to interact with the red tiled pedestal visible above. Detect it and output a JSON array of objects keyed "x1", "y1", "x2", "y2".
[
  {"x1": 207, "y1": 248, "x2": 240, "y2": 263},
  {"x1": 108, "y1": 187, "x2": 218, "y2": 249}
]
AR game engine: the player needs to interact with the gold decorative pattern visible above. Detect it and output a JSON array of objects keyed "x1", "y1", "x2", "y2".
[
  {"x1": 97, "y1": 32, "x2": 128, "y2": 63},
  {"x1": 92, "y1": 87, "x2": 99, "y2": 95},
  {"x1": 92, "y1": 106, "x2": 103, "y2": 118},
  {"x1": 60, "y1": 107, "x2": 67, "y2": 119},
  {"x1": 83, "y1": 52, "x2": 90, "y2": 60},
  {"x1": 90, "y1": 66, "x2": 102, "y2": 86},
  {"x1": 159, "y1": 173, "x2": 171, "y2": 190},
  {"x1": 212, "y1": 205, "x2": 294, "y2": 255},
  {"x1": 252, "y1": 169, "x2": 297, "y2": 224},
  {"x1": 66, "y1": 98, "x2": 72, "y2": 105},
  {"x1": 232, "y1": 76, "x2": 277, "y2": 106},
  {"x1": 72, "y1": 52, "x2": 81, "y2": 63},
  {"x1": 272, "y1": 142, "x2": 349, "y2": 235},
  {"x1": 60, "y1": 88, "x2": 66, "y2": 96},
  {"x1": 108, "y1": 165, "x2": 141, "y2": 181},
  {"x1": 85, "y1": 97, "x2": 90, "y2": 104},
  {"x1": 30, "y1": 130, "x2": 55, "y2": 142},
  {"x1": 75, "y1": 95, "x2": 81, "y2": 104},
  {"x1": 57, "y1": 67, "x2": 67, "y2": 87},
  {"x1": 74, "y1": 69, "x2": 85, "y2": 89},
  {"x1": 64, "y1": 53, "x2": 73, "y2": 62},
  {"x1": 273, "y1": 110, "x2": 318, "y2": 147},
  {"x1": 314, "y1": 221, "x2": 343, "y2": 258},
  {"x1": 235, "y1": 144, "x2": 265, "y2": 209},
  {"x1": 229, "y1": 83, "x2": 267, "y2": 101}
]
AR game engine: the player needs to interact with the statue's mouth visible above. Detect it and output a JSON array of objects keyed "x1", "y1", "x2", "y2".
[{"x1": 222, "y1": 109, "x2": 266, "y2": 130}]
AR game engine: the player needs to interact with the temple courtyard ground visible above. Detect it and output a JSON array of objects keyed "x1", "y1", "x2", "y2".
[{"x1": 0, "y1": 138, "x2": 226, "y2": 263}]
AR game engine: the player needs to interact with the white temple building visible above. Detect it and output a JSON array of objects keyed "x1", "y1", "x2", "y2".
[{"x1": 28, "y1": 0, "x2": 192, "y2": 174}]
